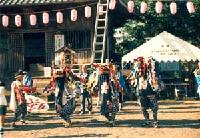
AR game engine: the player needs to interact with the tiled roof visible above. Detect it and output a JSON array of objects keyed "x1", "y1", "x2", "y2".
[{"x1": 0, "y1": 0, "x2": 93, "y2": 6}]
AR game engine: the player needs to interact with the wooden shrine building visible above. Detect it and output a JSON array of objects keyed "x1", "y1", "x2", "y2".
[{"x1": 0, "y1": 0, "x2": 129, "y2": 76}]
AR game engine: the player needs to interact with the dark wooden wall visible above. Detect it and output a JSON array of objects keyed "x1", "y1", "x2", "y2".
[
  {"x1": 0, "y1": 32, "x2": 9, "y2": 73},
  {"x1": 0, "y1": 32, "x2": 24, "y2": 74},
  {"x1": 9, "y1": 33, "x2": 24, "y2": 72}
]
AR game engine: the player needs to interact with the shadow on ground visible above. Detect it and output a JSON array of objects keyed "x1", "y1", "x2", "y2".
[
  {"x1": 4, "y1": 110, "x2": 200, "y2": 131},
  {"x1": 40, "y1": 133, "x2": 110, "y2": 138},
  {"x1": 117, "y1": 119, "x2": 200, "y2": 129}
]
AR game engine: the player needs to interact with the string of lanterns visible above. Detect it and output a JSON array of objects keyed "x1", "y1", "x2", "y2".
[
  {"x1": 126, "y1": 0, "x2": 196, "y2": 15},
  {"x1": 1, "y1": 0, "x2": 196, "y2": 28},
  {"x1": 1, "y1": 2, "x2": 96, "y2": 28}
]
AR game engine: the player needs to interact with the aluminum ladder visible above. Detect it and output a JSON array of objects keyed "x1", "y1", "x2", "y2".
[{"x1": 91, "y1": 0, "x2": 109, "y2": 64}]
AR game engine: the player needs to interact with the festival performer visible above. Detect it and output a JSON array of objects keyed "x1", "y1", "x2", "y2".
[
  {"x1": 193, "y1": 62, "x2": 200, "y2": 99},
  {"x1": 109, "y1": 64, "x2": 121, "y2": 111},
  {"x1": 91, "y1": 63, "x2": 101, "y2": 107},
  {"x1": 127, "y1": 60, "x2": 140, "y2": 97},
  {"x1": 0, "y1": 81, "x2": 7, "y2": 136},
  {"x1": 86, "y1": 69, "x2": 98, "y2": 97},
  {"x1": 116, "y1": 66, "x2": 127, "y2": 110},
  {"x1": 52, "y1": 64, "x2": 77, "y2": 127},
  {"x1": 96, "y1": 62, "x2": 119, "y2": 126},
  {"x1": 10, "y1": 71, "x2": 27, "y2": 128},
  {"x1": 137, "y1": 57, "x2": 159, "y2": 128},
  {"x1": 79, "y1": 65, "x2": 92, "y2": 115}
]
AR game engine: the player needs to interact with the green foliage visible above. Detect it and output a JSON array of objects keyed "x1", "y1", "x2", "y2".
[{"x1": 114, "y1": 0, "x2": 200, "y2": 57}]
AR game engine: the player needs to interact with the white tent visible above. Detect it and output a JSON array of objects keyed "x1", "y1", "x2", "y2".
[{"x1": 122, "y1": 31, "x2": 200, "y2": 63}]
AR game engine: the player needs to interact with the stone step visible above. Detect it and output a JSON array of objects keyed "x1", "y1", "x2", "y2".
[
  {"x1": 31, "y1": 77, "x2": 52, "y2": 94},
  {"x1": 34, "y1": 81, "x2": 50, "y2": 88},
  {"x1": 29, "y1": 63, "x2": 45, "y2": 77},
  {"x1": 33, "y1": 78, "x2": 50, "y2": 91},
  {"x1": 30, "y1": 71, "x2": 44, "y2": 77},
  {"x1": 34, "y1": 79, "x2": 50, "y2": 83},
  {"x1": 33, "y1": 78, "x2": 50, "y2": 84},
  {"x1": 29, "y1": 63, "x2": 44, "y2": 71},
  {"x1": 32, "y1": 76, "x2": 50, "y2": 79}
]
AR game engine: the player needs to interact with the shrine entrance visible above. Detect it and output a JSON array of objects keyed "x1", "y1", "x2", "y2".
[{"x1": 24, "y1": 33, "x2": 45, "y2": 71}]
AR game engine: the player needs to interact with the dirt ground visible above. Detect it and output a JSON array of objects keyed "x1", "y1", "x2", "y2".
[{"x1": 4, "y1": 100, "x2": 200, "y2": 138}]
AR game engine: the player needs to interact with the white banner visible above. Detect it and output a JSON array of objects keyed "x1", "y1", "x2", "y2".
[
  {"x1": 26, "y1": 95, "x2": 49, "y2": 112},
  {"x1": 55, "y1": 34, "x2": 64, "y2": 65},
  {"x1": 55, "y1": 34, "x2": 64, "y2": 52}
]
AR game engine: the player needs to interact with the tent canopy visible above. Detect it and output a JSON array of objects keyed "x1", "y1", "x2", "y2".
[{"x1": 122, "y1": 31, "x2": 200, "y2": 63}]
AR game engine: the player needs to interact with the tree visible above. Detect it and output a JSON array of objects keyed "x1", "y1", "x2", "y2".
[{"x1": 114, "y1": 0, "x2": 200, "y2": 57}]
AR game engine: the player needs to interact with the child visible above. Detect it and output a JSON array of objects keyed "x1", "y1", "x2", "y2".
[{"x1": 0, "y1": 81, "x2": 7, "y2": 136}]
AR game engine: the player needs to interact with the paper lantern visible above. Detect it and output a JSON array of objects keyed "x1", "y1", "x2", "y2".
[
  {"x1": 170, "y1": 2, "x2": 177, "y2": 15},
  {"x1": 85, "y1": 6, "x2": 91, "y2": 18},
  {"x1": 127, "y1": 0, "x2": 134, "y2": 13},
  {"x1": 30, "y1": 14, "x2": 36, "y2": 26},
  {"x1": 140, "y1": 1, "x2": 148, "y2": 14},
  {"x1": 186, "y1": 1, "x2": 195, "y2": 14},
  {"x1": 71, "y1": 9, "x2": 77, "y2": 21},
  {"x1": 155, "y1": 1, "x2": 163, "y2": 14},
  {"x1": 56, "y1": 11, "x2": 63, "y2": 24},
  {"x1": 15, "y1": 15, "x2": 21, "y2": 27},
  {"x1": 43, "y1": 12, "x2": 49, "y2": 24},
  {"x1": 98, "y1": 5, "x2": 104, "y2": 15},
  {"x1": 2, "y1": 15, "x2": 9, "y2": 27},
  {"x1": 109, "y1": 0, "x2": 116, "y2": 10}
]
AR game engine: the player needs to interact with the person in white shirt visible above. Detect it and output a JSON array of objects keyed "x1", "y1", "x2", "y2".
[
  {"x1": 0, "y1": 81, "x2": 7, "y2": 136},
  {"x1": 10, "y1": 71, "x2": 27, "y2": 128}
]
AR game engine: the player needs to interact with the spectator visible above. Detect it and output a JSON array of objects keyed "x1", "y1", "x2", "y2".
[
  {"x1": 193, "y1": 62, "x2": 200, "y2": 100},
  {"x1": 0, "y1": 81, "x2": 7, "y2": 136}
]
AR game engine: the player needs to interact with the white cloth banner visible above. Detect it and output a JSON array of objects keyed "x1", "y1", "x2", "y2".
[{"x1": 26, "y1": 95, "x2": 49, "y2": 112}]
